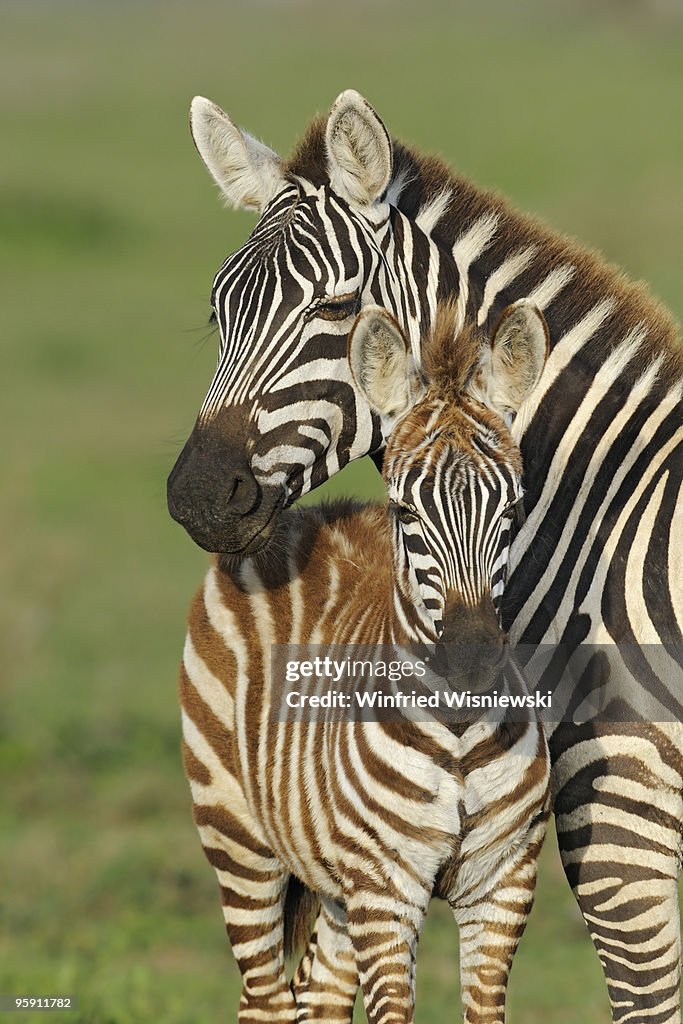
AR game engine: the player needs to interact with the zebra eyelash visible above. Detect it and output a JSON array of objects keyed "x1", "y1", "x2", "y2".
[
  {"x1": 389, "y1": 500, "x2": 421, "y2": 525},
  {"x1": 305, "y1": 292, "x2": 361, "y2": 323},
  {"x1": 190, "y1": 309, "x2": 219, "y2": 351},
  {"x1": 502, "y1": 495, "x2": 526, "y2": 528}
]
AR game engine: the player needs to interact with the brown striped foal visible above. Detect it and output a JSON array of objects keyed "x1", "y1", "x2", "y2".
[{"x1": 179, "y1": 302, "x2": 550, "y2": 1024}]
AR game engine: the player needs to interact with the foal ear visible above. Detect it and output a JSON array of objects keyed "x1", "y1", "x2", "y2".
[
  {"x1": 326, "y1": 90, "x2": 393, "y2": 207},
  {"x1": 348, "y1": 307, "x2": 414, "y2": 418},
  {"x1": 485, "y1": 302, "x2": 549, "y2": 415},
  {"x1": 190, "y1": 96, "x2": 284, "y2": 212}
]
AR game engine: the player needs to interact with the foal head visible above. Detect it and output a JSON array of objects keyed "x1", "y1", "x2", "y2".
[{"x1": 349, "y1": 301, "x2": 548, "y2": 692}]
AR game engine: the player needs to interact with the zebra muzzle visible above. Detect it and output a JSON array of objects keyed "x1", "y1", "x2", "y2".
[
  {"x1": 167, "y1": 421, "x2": 283, "y2": 554},
  {"x1": 430, "y1": 596, "x2": 509, "y2": 694}
]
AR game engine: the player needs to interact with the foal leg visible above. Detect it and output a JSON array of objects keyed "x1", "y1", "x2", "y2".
[
  {"x1": 344, "y1": 880, "x2": 432, "y2": 1024},
  {"x1": 292, "y1": 898, "x2": 359, "y2": 1022},
  {"x1": 453, "y1": 815, "x2": 547, "y2": 1023},
  {"x1": 195, "y1": 806, "x2": 296, "y2": 1024}
]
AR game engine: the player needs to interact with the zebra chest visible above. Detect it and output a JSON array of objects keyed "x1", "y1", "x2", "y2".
[{"x1": 244, "y1": 722, "x2": 467, "y2": 900}]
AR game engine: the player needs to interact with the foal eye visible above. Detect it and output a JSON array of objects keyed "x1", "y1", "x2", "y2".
[
  {"x1": 313, "y1": 292, "x2": 361, "y2": 322},
  {"x1": 502, "y1": 496, "x2": 526, "y2": 528},
  {"x1": 391, "y1": 501, "x2": 420, "y2": 524}
]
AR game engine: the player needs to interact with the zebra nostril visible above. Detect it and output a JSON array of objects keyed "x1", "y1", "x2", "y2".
[
  {"x1": 168, "y1": 440, "x2": 263, "y2": 528},
  {"x1": 430, "y1": 641, "x2": 450, "y2": 678},
  {"x1": 493, "y1": 637, "x2": 509, "y2": 672},
  {"x1": 225, "y1": 467, "x2": 262, "y2": 516}
]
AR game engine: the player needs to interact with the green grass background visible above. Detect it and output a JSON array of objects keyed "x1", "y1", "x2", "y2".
[{"x1": 2, "y1": 1, "x2": 682, "y2": 1021}]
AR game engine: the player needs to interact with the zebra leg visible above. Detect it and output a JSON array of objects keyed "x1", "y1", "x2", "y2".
[
  {"x1": 196, "y1": 817, "x2": 296, "y2": 1023},
  {"x1": 291, "y1": 898, "x2": 359, "y2": 1022},
  {"x1": 452, "y1": 817, "x2": 547, "y2": 1023},
  {"x1": 553, "y1": 724, "x2": 683, "y2": 1024},
  {"x1": 557, "y1": 815, "x2": 681, "y2": 1023},
  {"x1": 344, "y1": 885, "x2": 431, "y2": 1024}
]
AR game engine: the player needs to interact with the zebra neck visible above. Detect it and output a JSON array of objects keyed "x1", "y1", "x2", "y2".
[
  {"x1": 388, "y1": 141, "x2": 681, "y2": 418},
  {"x1": 387, "y1": 141, "x2": 683, "y2": 651},
  {"x1": 392, "y1": 138, "x2": 679, "y2": 363},
  {"x1": 381, "y1": 206, "x2": 461, "y2": 360}
]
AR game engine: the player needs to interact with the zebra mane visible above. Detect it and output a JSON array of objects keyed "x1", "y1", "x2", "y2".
[
  {"x1": 421, "y1": 300, "x2": 481, "y2": 399},
  {"x1": 285, "y1": 116, "x2": 329, "y2": 188},
  {"x1": 286, "y1": 119, "x2": 682, "y2": 389}
]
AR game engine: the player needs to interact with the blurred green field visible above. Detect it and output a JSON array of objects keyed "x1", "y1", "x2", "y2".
[{"x1": 2, "y1": 1, "x2": 682, "y2": 1021}]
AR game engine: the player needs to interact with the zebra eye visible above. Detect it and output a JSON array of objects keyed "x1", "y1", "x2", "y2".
[
  {"x1": 390, "y1": 501, "x2": 420, "y2": 525},
  {"x1": 313, "y1": 292, "x2": 361, "y2": 322},
  {"x1": 502, "y1": 495, "x2": 526, "y2": 528}
]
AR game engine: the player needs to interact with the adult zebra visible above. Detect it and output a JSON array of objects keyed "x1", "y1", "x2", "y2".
[{"x1": 168, "y1": 90, "x2": 683, "y2": 1021}]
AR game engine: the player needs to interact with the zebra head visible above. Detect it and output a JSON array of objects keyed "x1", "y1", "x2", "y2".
[
  {"x1": 349, "y1": 301, "x2": 548, "y2": 692},
  {"x1": 167, "y1": 90, "x2": 458, "y2": 555}
]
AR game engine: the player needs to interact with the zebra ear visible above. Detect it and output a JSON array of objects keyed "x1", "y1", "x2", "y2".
[
  {"x1": 484, "y1": 302, "x2": 549, "y2": 415},
  {"x1": 189, "y1": 97, "x2": 284, "y2": 212},
  {"x1": 348, "y1": 307, "x2": 415, "y2": 419},
  {"x1": 326, "y1": 90, "x2": 393, "y2": 206}
]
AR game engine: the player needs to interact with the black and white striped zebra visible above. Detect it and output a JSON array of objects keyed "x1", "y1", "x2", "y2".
[
  {"x1": 180, "y1": 302, "x2": 550, "y2": 1024},
  {"x1": 168, "y1": 90, "x2": 683, "y2": 1021}
]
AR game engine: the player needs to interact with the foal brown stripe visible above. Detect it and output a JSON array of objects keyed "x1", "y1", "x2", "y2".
[{"x1": 194, "y1": 803, "x2": 274, "y2": 860}]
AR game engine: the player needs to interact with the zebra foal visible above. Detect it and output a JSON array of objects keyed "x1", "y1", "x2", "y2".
[{"x1": 179, "y1": 302, "x2": 550, "y2": 1024}]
